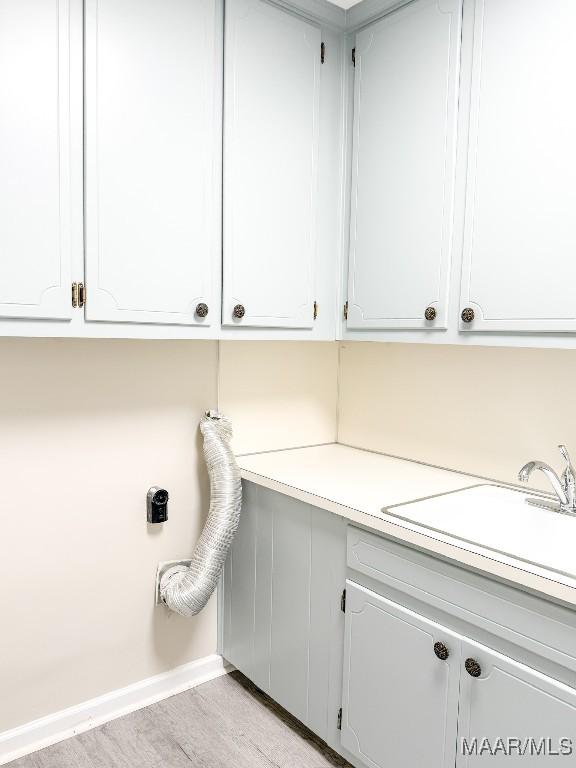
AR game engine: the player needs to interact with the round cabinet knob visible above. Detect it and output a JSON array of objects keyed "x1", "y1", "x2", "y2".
[
  {"x1": 424, "y1": 306, "x2": 437, "y2": 321},
  {"x1": 433, "y1": 641, "x2": 449, "y2": 660},
  {"x1": 461, "y1": 307, "x2": 475, "y2": 323},
  {"x1": 465, "y1": 658, "x2": 482, "y2": 677},
  {"x1": 195, "y1": 303, "x2": 209, "y2": 318},
  {"x1": 233, "y1": 304, "x2": 245, "y2": 319}
]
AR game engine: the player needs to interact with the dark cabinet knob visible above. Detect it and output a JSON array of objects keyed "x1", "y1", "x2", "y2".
[
  {"x1": 424, "y1": 306, "x2": 437, "y2": 321},
  {"x1": 434, "y1": 641, "x2": 449, "y2": 660},
  {"x1": 195, "y1": 303, "x2": 209, "y2": 318},
  {"x1": 465, "y1": 658, "x2": 482, "y2": 677},
  {"x1": 461, "y1": 307, "x2": 475, "y2": 323},
  {"x1": 233, "y1": 304, "x2": 245, "y2": 319}
]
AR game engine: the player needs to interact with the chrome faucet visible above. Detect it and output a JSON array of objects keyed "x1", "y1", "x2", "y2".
[{"x1": 518, "y1": 445, "x2": 576, "y2": 515}]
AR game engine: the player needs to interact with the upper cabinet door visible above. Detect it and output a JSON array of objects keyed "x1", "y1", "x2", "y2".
[
  {"x1": 347, "y1": 0, "x2": 462, "y2": 331},
  {"x1": 457, "y1": 639, "x2": 576, "y2": 766},
  {"x1": 459, "y1": 0, "x2": 576, "y2": 333},
  {"x1": 223, "y1": 0, "x2": 320, "y2": 328},
  {"x1": 0, "y1": 0, "x2": 72, "y2": 320},
  {"x1": 341, "y1": 582, "x2": 461, "y2": 768},
  {"x1": 85, "y1": 0, "x2": 219, "y2": 326}
]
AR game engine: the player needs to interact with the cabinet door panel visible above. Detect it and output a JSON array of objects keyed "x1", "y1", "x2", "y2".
[
  {"x1": 223, "y1": 0, "x2": 319, "y2": 328},
  {"x1": 347, "y1": 0, "x2": 462, "y2": 330},
  {"x1": 460, "y1": 0, "x2": 576, "y2": 332},
  {"x1": 458, "y1": 639, "x2": 576, "y2": 765},
  {"x1": 224, "y1": 483, "x2": 260, "y2": 683},
  {"x1": 341, "y1": 581, "x2": 461, "y2": 768},
  {"x1": 270, "y1": 494, "x2": 312, "y2": 723},
  {"x1": 85, "y1": 0, "x2": 219, "y2": 325},
  {"x1": 0, "y1": 0, "x2": 72, "y2": 320},
  {"x1": 222, "y1": 484, "x2": 347, "y2": 747}
]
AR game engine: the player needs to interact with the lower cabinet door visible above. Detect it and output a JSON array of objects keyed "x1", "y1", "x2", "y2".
[
  {"x1": 222, "y1": 483, "x2": 347, "y2": 747},
  {"x1": 341, "y1": 581, "x2": 461, "y2": 768},
  {"x1": 457, "y1": 639, "x2": 576, "y2": 766}
]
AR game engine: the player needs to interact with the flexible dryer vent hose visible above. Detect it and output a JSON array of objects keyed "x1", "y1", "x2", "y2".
[{"x1": 160, "y1": 411, "x2": 242, "y2": 617}]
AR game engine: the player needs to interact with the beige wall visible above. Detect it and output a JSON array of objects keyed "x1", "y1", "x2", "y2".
[
  {"x1": 0, "y1": 339, "x2": 338, "y2": 733},
  {"x1": 0, "y1": 339, "x2": 219, "y2": 731},
  {"x1": 219, "y1": 341, "x2": 339, "y2": 454},
  {"x1": 338, "y1": 342, "x2": 576, "y2": 489}
]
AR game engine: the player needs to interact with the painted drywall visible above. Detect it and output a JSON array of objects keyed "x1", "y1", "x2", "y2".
[
  {"x1": 0, "y1": 339, "x2": 219, "y2": 732},
  {"x1": 0, "y1": 338, "x2": 339, "y2": 734},
  {"x1": 326, "y1": 0, "x2": 362, "y2": 9},
  {"x1": 219, "y1": 341, "x2": 339, "y2": 455},
  {"x1": 338, "y1": 342, "x2": 576, "y2": 490}
]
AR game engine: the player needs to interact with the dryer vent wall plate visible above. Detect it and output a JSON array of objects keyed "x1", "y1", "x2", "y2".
[{"x1": 155, "y1": 559, "x2": 192, "y2": 605}]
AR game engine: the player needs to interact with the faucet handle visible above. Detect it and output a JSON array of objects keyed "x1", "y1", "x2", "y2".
[
  {"x1": 559, "y1": 445, "x2": 576, "y2": 508},
  {"x1": 559, "y1": 444, "x2": 575, "y2": 475}
]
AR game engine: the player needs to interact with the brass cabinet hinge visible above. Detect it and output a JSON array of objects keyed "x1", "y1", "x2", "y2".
[
  {"x1": 321, "y1": 42, "x2": 325, "y2": 63},
  {"x1": 337, "y1": 708, "x2": 342, "y2": 730},
  {"x1": 313, "y1": 300, "x2": 318, "y2": 320},
  {"x1": 352, "y1": 47, "x2": 356, "y2": 67},
  {"x1": 343, "y1": 300, "x2": 349, "y2": 320},
  {"x1": 72, "y1": 282, "x2": 86, "y2": 309}
]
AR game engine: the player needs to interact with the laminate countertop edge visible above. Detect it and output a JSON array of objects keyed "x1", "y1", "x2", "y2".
[{"x1": 238, "y1": 448, "x2": 576, "y2": 610}]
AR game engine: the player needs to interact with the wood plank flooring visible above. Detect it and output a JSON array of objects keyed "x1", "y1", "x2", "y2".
[{"x1": 8, "y1": 671, "x2": 351, "y2": 768}]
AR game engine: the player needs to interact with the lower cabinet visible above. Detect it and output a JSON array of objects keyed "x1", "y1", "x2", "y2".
[
  {"x1": 341, "y1": 582, "x2": 461, "y2": 768},
  {"x1": 341, "y1": 581, "x2": 576, "y2": 768},
  {"x1": 222, "y1": 484, "x2": 576, "y2": 768},
  {"x1": 221, "y1": 482, "x2": 347, "y2": 748},
  {"x1": 457, "y1": 639, "x2": 576, "y2": 767}
]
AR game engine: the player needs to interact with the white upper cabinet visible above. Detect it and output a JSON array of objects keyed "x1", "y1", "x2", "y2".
[
  {"x1": 346, "y1": 0, "x2": 462, "y2": 331},
  {"x1": 223, "y1": 0, "x2": 320, "y2": 328},
  {"x1": 84, "y1": 0, "x2": 220, "y2": 326},
  {"x1": 459, "y1": 0, "x2": 576, "y2": 333},
  {"x1": 0, "y1": 0, "x2": 72, "y2": 320}
]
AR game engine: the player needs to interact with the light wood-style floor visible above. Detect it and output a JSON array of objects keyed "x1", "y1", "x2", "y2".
[{"x1": 9, "y1": 671, "x2": 351, "y2": 768}]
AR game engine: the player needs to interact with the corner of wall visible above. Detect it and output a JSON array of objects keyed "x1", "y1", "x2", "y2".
[{"x1": 218, "y1": 340, "x2": 339, "y2": 455}]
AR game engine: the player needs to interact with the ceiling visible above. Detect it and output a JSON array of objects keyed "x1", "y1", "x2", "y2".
[{"x1": 326, "y1": 0, "x2": 364, "y2": 8}]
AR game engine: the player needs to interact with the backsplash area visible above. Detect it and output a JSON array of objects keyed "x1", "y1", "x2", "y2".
[
  {"x1": 338, "y1": 342, "x2": 576, "y2": 489},
  {"x1": 219, "y1": 341, "x2": 338, "y2": 455}
]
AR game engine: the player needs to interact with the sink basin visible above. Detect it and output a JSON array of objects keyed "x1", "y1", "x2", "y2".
[{"x1": 383, "y1": 484, "x2": 576, "y2": 580}]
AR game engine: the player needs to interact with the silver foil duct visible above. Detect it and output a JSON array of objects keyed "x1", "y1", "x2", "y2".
[{"x1": 160, "y1": 412, "x2": 242, "y2": 617}]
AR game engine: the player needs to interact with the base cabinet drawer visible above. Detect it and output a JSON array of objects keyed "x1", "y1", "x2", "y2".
[
  {"x1": 341, "y1": 581, "x2": 461, "y2": 768},
  {"x1": 347, "y1": 525, "x2": 576, "y2": 675}
]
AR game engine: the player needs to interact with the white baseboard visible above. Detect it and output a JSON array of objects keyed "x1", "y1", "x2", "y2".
[{"x1": 0, "y1": 653, "x2": 231, "y2": 766}]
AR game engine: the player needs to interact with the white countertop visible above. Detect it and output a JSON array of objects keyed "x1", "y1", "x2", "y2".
[{"x1": 237, "y1": 443, "x2": 576, "y2": 608}]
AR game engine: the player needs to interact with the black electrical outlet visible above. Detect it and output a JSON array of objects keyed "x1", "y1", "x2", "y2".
[{"x1": 147, "y1": 487, "x2": 169, "y2": 523}]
